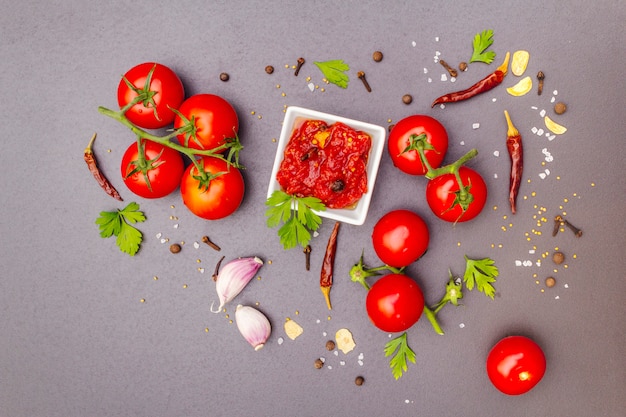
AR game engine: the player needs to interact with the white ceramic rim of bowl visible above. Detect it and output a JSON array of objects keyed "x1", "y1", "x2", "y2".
[{"x1": 266, "y1": 106, "x2": 386, "y2": 226}]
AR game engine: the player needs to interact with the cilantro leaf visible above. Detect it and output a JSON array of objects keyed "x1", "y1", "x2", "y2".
[
  {"x1": 470, "y1": 29, "x2": 496, "y2": 64},
  {"x1": 265, "y1": 190, "x2": 324, "y2": 250},
  {"x1": 463, "y1": 256, "x2": 499, "y2": 299},
  {"x1": 384, "y1": 332, "x2": 416, "y2": 380},
  {"x1": 314, "y1": 60, "x2": 350, "y2": 89},
  {"x1": 96, "y1": 202, "x2": 146, "y2": 256}
]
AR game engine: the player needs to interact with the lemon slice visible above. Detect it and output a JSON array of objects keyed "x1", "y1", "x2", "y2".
[
  {"x1": 511, "y1": 50, "x2": 530, "y2": 76},
  {"x1": 544, "y1": 116, "x2": 568, "y2": 134},
  {"x1": 506, "y1": 76, "x2": 533, "y2": 96}
]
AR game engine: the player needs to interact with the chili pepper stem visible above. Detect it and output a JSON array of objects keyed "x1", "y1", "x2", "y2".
[
  {"x1": 320, "y1": 286, "x2": 332, "y2": 310},
  {"x1": 85, "y1": 132, "x2": 97, "y2": 154}
]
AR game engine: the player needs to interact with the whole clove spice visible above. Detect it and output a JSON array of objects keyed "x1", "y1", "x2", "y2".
[
  {"x1": 294, "y1": 57, "x2": 305, "y2": 76},
  {"x1": 537, "y1": 71, "x2": 545, "y2": 95},
  {"x1": 439, "y1": 59, "x2": 458, "y2": 78},
  {"x1": 357, "y1": 71, "x2": 372, "y2": 92},
  {"x1": 303, "y1": 245, "x2": 312, "y2": 271},
  {"x1": 202, "y1": 235, "x2": 221, "y2": 251}
]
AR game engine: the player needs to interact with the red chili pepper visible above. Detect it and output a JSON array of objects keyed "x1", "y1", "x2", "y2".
[
  {"x1": 84, "y1": 133, "x2": 123, "y2": 201},
  {"x1": 504, "y1": 110, "x2": 523, "y2": 214},
  {"x1": 320, "y1": 221, "x2": 340, "y2": 310},
  {"x1": 432, "y1": 52, "x2": 510, "y2": 108}
]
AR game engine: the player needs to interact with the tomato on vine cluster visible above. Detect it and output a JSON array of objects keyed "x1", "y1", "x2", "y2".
[
  {"x1": 388, "y1": 114, "x2": 488, "y2": 223},
  {"x1": 104, "y1": 62, "x2": 245, "y2": 220}
]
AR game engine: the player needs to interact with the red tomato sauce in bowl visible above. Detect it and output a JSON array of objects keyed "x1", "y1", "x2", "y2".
[{"x1": 276, "y1": 119, "x2": 372, "y2": 209}]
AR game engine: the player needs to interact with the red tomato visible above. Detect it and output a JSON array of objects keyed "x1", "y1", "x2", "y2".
[
  {"x1": 426, "y1": 166, "x2": 487, "y2": 222},
  {"x1": 174, "y1": 94, "x2": 239, "y2": 151},
  {"x1": 388, "y1": 115, "x2": 449, "y2": 175},
  {"x1": 180, "y1": 156, "x2": 244, "y2": 220},
  {"x1": 371, "y1": 210, "x2": 429, "y2": 268},
  {"x1": 117, "y1": 63, "x2": 185, "y2": 129},
  {"x1": 121, "y1": 139, "x2": 184, "y2": 198},
  {"x1": 366, "y1": 274, "x2": 425, "y2": 332},
  {"x1": 486, "y1": 336, "x2": 547, "y2": 395}
]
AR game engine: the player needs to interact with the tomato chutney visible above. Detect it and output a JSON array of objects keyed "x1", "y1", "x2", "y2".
[{"x1": 276, "y1": 119, "x2": 372, "y2": 209}]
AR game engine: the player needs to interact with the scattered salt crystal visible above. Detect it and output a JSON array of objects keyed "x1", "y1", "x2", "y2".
[
  {"x1": 322, "y1": 331, "x2": 327, "y2": 336},
  {"x1": 472, "y1": 123, "x2": 480, "y2": 129},
  {"x1": 435, "y1": 37, "x2": 440, "y2": 42},
  {"x1": 539, "y1": 173, "x2": 547, "y2": 179},
  {"x1": 537, "y1": 128, "x2": 545, "y2": 136},
  {"x1": 358, "y1": 360, "x2": 364, "y2": 366},
  {"x1": 412, "y1": 41, "x2": 417, "y2": 47},
  {"x1": 319, "y1": 357, "x2": 326, "y2": 363},
  {"x1": 539, "y1": 109, "x2": 546, "y2": 117},
  {"x1": 193, "y1": 242, "x2": 200, "y2": 249},
  {"x1": 523, "y1": 260, "x2": 533, "y2": 266},
  {"x1": 160, "y1": 238, "x2": 167, "y2": 244},
  {"x1": 423, "y1": 68, "x2": 428, "y2": 74},
  {"x1": 542, "y1": 148, "x2": 549, "y2": 154},
  {"x1": 548, "y1": 135, "x2": 556, "y2": 141},
  {"x1": 405, "y1": 400, "x2": 410, "y2": 404},
  {"x1": 529, "y1": 249, "x2": 536, "y2": 254},
  {"x1": 316, "y1": 319, "x2": 321, "y2": 324},
  {"x1": 313, "y1": 231, "x2": 319, "y2": 238},
  {"x1": 156, "y1": 232, "x2": 162, "y2": 239},
  {"x1": 440, "y1": 74, "x2": 447, "y2": 82},
  {"x1": 334, "y1": 351, "x2": 339, "y2": 356},
  {"x1": 553, "y1": 90, "x2": 558, "y2": 95},
  {"x1": 545, "y1": 168, "x2": 551, "y2": 175},
  {"x1": 427, "y1": 77, "x2": 433, "y2": 83},
  {"x1": 460, "y1": 141, "x2": 465, "y2": 146},
  {"x1": 551, "y1": 96, "x2": 556, "y2": 103},
  {"x1": 439, "y1": 104, "x2": 445, "y2": 109},
  {"x1": 358, "y1": 353, "x2": 364, "y2": 360},
  {"x1": 515, "y1": 260, "x2": 522, "y2": 266},
  {"x1": 340, "y1": 361, "x2": 346, "y2": 366},
  {"x1": 173, "y1": 224, "x2": 179, "y2": 229},
  {"x1": 536, "y1": 260, "x2": 541, "y2": 267},
  {"x1": 459, "y1": 323, "x2": 465, "y2": 328},
  {"x1": 531, "y1": 106, "x2": 538, "y2": 110},
  {"x1": 493, "y1": 151, "x2": 500, "y2": 157},
  {"x1": 492, "y1": 98, "x2": 497, "y2": 102},
  {"x1": 327, "y1": 365, "x2": 333, "y2": 370},
  {"x1": 435, "y1": 51, "x2": 441, "y2": 56},
  {"x1": 307, "y1": 83, "x2": 315, "y2": 92},
  {"x1": 277, "y1": 337, "x2": 284, "y2": 345},
  {"x1": 198, "y1": 268, "x2": 205, "y2": 273},
  {"x1": 450, "y1": 77, "x2": 456, "y2": 83},
  {"x1": 564, "y1": 284, "x2": 569, "y2": 288},
  {"x1": 494, "y1": 173, "x2": 498, "y2": 179},
  {"x1": 555, "y1": 296, "x2": 560, "y2": 300},
  {"x1": 531, "y1": 127, "x2": 538, "y2": 134}
]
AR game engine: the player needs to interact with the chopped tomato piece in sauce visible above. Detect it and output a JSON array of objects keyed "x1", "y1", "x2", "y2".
[{"x1": 276, "y1": 119, "x2": 372, "y2": 209}]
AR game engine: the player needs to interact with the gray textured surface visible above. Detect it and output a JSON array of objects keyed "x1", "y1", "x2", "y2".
[{"x1": 1, "y1": 1, "x2": 625, "y2": 416}]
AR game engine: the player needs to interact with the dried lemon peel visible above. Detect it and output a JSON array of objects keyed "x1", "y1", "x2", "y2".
[
  {"x1": 544, "y1": 116, "x2": 568, "y2": 134},
  {"x1": 506, "y1": 76, "x2": 533, "y2": 96},
  {"x1": 284, "y1": 318, "x2": 304, "y2": 340},
  {"x1": 511, "y1": 50, "x2": 530, "y2": 76},
  {"x1": 335, "y1": 328, "x2": 356, "y2": 354}
]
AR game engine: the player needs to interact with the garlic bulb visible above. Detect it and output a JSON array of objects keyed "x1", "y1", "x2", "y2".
[
  {"x1": 210, "y1": 256, "x2": 263, "y2": 313},
  {"x1": 235, "y1": 305, "x2": 271, "y2": 350}
]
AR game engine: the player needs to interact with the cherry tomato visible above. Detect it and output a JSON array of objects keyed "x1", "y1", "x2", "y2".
[
  {"x1": 121, "y1": 139, "x2": 184, "y2": 198},
  {"x1": 371, "y1": 210, "x2": 429, "y2": 268},
  {"x1": 366, "y1": 274, "x2": 425, "y2": 332},
  {"x1": 388, "y1": 115, "x2": 449, "y2": 175},
  {"x1": 180, "y1": 156, "x2": 244, "y2": 220},
  {"x1": 426, "y1": 166, "x2": 487, "y2": 222},
  {"x1": 117, "y1": 63, "x2": 185, "y2": 129},
  {"x1": 486, "y1": 335, "x2": 547, "y2": 395},
  {"x1": 174, "y1": 94, "x2": 239, "y2": 151}
]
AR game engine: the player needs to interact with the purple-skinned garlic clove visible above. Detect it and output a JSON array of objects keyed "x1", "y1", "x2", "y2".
[{"x1": 235, "y1": 304, "x2": 271, "y2": 350}]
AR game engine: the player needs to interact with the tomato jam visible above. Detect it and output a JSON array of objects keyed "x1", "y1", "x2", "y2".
[{"x1": 276, "y1": 119, "x2": 372, "y2": 209}]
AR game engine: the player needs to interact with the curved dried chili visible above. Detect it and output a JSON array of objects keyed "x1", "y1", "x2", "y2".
[
  {"x1": 503, "y1": 110, "x2": 523, "y2": 214},
  {"x1": 84, "y1": 133, "x2": 123, "y2": 201},
  {"x1": 320, "y1": 221, "x2": 340, "y2": 310},
  {"x1": 432, "y1": 52, "x2": 510, "y2": 108}
]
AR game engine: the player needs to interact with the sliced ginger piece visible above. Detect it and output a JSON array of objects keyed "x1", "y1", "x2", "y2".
[
  {"x1": 335, "y1": 328, "x2": 356, "y2": 354},
  {"x1": 544, "y1": 116, "x2": 568, "y2": 134},
  {"x1": 284, "y1": 318, "x2": 304, "y2": 340},
  {"x1": 506, "y1": 76, "x2": 533, "y2": 96}
]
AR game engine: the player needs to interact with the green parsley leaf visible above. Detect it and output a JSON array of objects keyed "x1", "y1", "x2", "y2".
[
  {"x1": 384, "y1": 332, "x2": 416, "y2": 380},
  {"x1": 265, "y1": 190, "x2": 324, "y2": 250},
  {"x1": 96, "y1": 202, "x2": 146, "y2": 256},
  {"x1": 463, "y1": 256, "x2": 499, "y2": 299},
  {"x1": 470, "y1": 29, "x2": 496, "y2": 64},
  {"x1": 314, "y1": 60, "x2": 350, "y2": 89}
]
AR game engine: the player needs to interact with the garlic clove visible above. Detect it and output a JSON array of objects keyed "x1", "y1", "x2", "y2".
[
  {"x1": 210, "y1": 257, "x2": 263, "y2": 313},
  {"x1": 235, "y1": 304, "x2": 271, "y2": 350}
]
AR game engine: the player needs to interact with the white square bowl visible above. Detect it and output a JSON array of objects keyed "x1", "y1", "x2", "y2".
[{"x1": 267, "y1": 106, "x2": 386, "y2": 226}]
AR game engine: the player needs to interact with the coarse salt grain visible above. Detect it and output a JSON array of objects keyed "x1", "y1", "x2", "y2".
[
  {"x1": 531, "y1": 127, "x2": 538, "y2": 134},
  {"x1": 427, "y1": 77, "x2": 433, "y2": 83},
  {"x1": 307, "y1": 83, "x2": 315, "y2": 92},
  {"x1": 450, "y1": 77, "x2": 456, "y2": 83},
  {"x1": 340, "y1": 361, "x2": 346, "y2": 366},
  {"x1": 545, "y1": 168, "x2": 551, "y2": 176},
  {"x1": 423, "y1": 68, "x2": 428, "y2": 74},
  {"x1": 539, "y1": 109, "x2": 546, "y2": 117},
  {"x1": 555, "y1": 296, "x2": 560, "y2": 300},
  {"x1": 358, "y1": 360, "x2": 364, "y2": 366},
  {"x1": 553, "y1": 90, "x2": 558, "y2": 95},
  {"x1": 537, "y1": 128, "x2": 545, "y2": 136},
  {"x1": 277, "y1": 337, "x2": 284, "y2": 345},
  {"x1": 472, "y1": 123, "x2": 480, "y2": 129},
  {"x1": 412, "y1": 41, "x2": 417, "y2": 47},
  {"x1": 515, "y1": 260, "x2": 522, "y2": 266},
  {"x1": 539, "y1": 172, "x2": 547, "y2": 179},
  {"x1": 334, "y1": 351, "x2": 339, "y2": 356},
  {"x1": 160, "y1": 238, "x2": 167, "y2": 244},
  {"x1": 193, "y1": 242, "x2": 200, "y2": 249},
  {"x1": 459, "y1": 323, "x2": 465, "y2": 328},
  {"x1": 531, "y1": 106, "x2": 538, "y2": 110},
  {"x1": 327, "y1": 365, "x2": 333, "y2": 370},
  {"x1": 441, "y1": 74, "x2": 447, "y2": 82},
  {"x1": 548, "y1": 135, "x2": 556, "y2": 141},
  {"x1": 156, "y1": 233, "x2": 162, "y2": 239},
  {"x1": 493, "y1": 151, "x2": 500, "y2": 157},
  {"x1": 492, "y1": 98, "x2": 497, "y2": 102},
  {"x1": 551, "y1": 97, "x2": 556, "y2": 103},
  {"x1": 460, "y1": 141, "x2": 465, "y2": 146},
  {"x1": 494, "y1": 173, "x2": 498, "y2": 179}
]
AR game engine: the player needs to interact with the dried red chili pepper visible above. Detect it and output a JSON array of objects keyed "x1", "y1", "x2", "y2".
[
  {"x1": 503, "y1": 110, "x2": 523, "y2": 214},
  {"x1": 84, "y1": 133, "x2": 123, "y2": 201},
  {"x1": 431, "y1": 52, "x2": 510, "y2": 107},
  {"x1": 320, "y1": 221, "x2": 340, "y2": 310}
]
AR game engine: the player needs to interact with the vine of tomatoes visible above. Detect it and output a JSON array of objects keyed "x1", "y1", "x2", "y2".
[{"x1": 99, "y1": 62, "x2": 245, "y2": 220}]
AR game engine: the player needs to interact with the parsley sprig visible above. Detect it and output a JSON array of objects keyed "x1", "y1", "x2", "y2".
[
  {"x1": 463, "y1": 256, "x2": 499, "y2": 299},
  {"x1": 384, "y1": 332, "x2": 416, "y2": 380},
  {"x1": 314, "y1": 59, "x2": 350, "y2": 89},
  {"x1": 96, "y1": 202, "x2": 146, "y2": 256},
  {"x1": 470, "y1": 29, "x2": 496, "y2": 64},
  {"x1": 265, "y1": 190, "x2": 325, "y2": 250}
]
